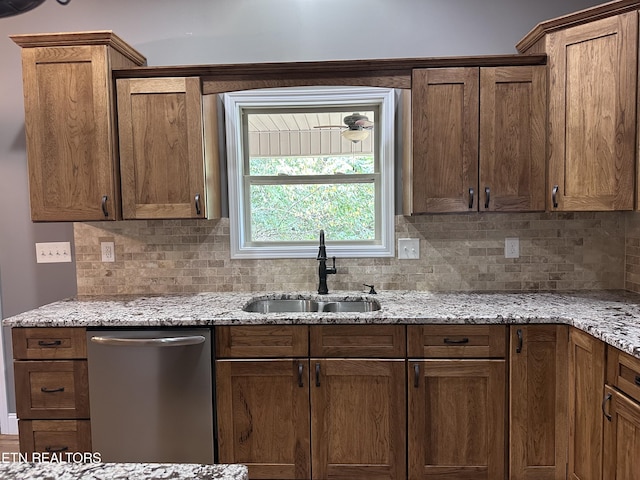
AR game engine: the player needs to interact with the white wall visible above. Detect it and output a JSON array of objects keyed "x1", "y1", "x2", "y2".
[{"x1": 0, "y1": 0, "x2": 606, "y2": 415}]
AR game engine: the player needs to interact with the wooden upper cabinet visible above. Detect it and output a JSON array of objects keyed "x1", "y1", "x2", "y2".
[
  {"x1": 479, "y1": 66, "x2": 546, "y2": 212},
  {"x1": 546, "y1": 12, "x2": 637, "y2": 211},
  {"x1": 411, "y1": 64, "x2": 545, "y2": 214},
  {"x1": 412, "y1": 67, "x2": 479, "y2": 213},
  {"x1": 116, "y1": 77, "x2": 220, "y2": 219},
  {"x1": 11, "y1": 32, "x2": 146, "y2": 221}
]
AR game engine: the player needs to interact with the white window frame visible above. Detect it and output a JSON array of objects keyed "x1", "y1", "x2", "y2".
[{"x1": 224, "y1": 86, "x2": 395, "y2": 259}]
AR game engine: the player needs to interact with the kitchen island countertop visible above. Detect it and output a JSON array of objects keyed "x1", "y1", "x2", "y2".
[
  {"x1": 4, "y1": 289, "x2": 640, "y2": 359},
  {"x1": 0, "y1": 461, "x2": 248, "y2": 480}
]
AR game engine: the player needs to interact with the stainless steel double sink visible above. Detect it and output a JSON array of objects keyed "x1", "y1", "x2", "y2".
[{"x1": 243, "y1": 298, "x2": 381, "y2": 313}]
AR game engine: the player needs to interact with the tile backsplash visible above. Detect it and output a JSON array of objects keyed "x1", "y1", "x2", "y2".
[
  {"x1": 625, "y1": 212, "x2": 640, "y2": 294},
  {"x1": 74, "y1": 212, "x2": 625, "y2": 296}
]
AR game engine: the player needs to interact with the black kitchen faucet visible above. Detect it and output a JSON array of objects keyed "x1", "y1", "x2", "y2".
[{"x1": 317, "y1": 229, "x2": 336, "y2": 294}]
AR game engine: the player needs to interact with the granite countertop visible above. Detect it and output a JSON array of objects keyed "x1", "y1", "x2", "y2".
[
  {"x1": 4, "y1": 289, "x2": 640, "y2": 359},
  {"x1": 0, "y1": 462, "x2": 248, "y2": 480}
]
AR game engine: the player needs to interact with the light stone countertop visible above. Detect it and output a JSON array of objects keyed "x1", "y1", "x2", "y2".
[
  {"x1": 4, "y1": 290, "x2": 640, "y2": 358},
  {"x1": 0, "y1": 461, "x2": 248, "y2": 480}
]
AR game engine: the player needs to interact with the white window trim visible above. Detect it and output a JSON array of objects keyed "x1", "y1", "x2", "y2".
[{"x1": 224, "y1": 86, "x2": 395, "y2": 259}]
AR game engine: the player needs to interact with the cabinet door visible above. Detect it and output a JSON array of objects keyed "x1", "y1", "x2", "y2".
[
  {"x1": 568, "y1": 328, "x2": 605, "y2": 480},
  {"x1": 117, "y1": 77, "x2": 208, "y2": 219},
  {"x1": 603, "y1": 386, "x2": 640, "y2": 480},
  {"x1": 408, "y1": 359, "x2": 505, "y2": 480},
  {"x1": 479, "y1": 66, "x2": 546, "y2": 212},
  {"x1": 547, "y1": 12, "x2": 637, "y2": 211},
  {"x1": 509, "y1": 325, "x2": 568, "y2": 480},
  {"x1": 20, "y1": 45, "x2": 119, "y2": 221},
  {"x1": 216, "y1": 360, "x2": 310, "y2": 480},
  {"x1": 412, "y1": 67, "x2": 479, "y2": 213},
  {"x1": 311, "y1": 359, "x2": 406, "y2": 479}
]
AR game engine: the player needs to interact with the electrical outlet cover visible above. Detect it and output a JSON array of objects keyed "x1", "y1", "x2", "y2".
[{"x1": 505, "y1": 237, "x2": 520, "y2": 259}]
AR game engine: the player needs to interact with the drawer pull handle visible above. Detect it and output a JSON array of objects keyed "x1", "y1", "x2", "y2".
[
  {"x1": 484, "y1": 186, "x2": 490, "y2": 209},
  {"x1": 443, "y1": 338, "x2": 469, "y2": 345},
  {"x1": 552, "y1": 185, "x2": 559, "y2": 208},
  {"x1": 41, "y1": 387, "x2": 65, "y2": 393},
  {"x1": 516, "y1": 329, "x2": 523, "y2": 354},
  {"x1": 45, "y1": 446, "x2": 69, "y2": 453},
  {"x1": 298, "y1": 363, "x2": 304, "y2": 388},
  {"x1": 101, "y1": 195, "x2": 109, "y2": 217},
  {"x1": 195, "y1": 193, "x2": 202, "y2": 216},
  {"x1": 37, "y1": 340, "x2": 62, "y2": 347},
  {"x1": 635, "y1": 375, "x2": 640, "y2": 387},
  {"x1": 468, "y1": 188, "x2": 474, "y2": 209},
  {"x1": 602, "y1": 393, "x2": 612, "y2": 422},
  {"x1": 414, "y1": 364, "x2": 420, "y2": 388}
]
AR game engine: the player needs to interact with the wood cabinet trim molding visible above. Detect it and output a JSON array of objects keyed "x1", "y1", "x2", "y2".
[
  {"x1": 10, "y1": 31, "x2": 147, "y2": 66},
  {"x1": 516, "y1": 0, "x2": 640, "y2": 53}
]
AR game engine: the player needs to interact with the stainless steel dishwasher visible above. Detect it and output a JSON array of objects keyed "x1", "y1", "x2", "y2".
[{"x1": 86, "y1": 329, "x2": 214, "y2": 463}]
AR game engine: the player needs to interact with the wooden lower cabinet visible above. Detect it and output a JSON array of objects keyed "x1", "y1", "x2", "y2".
[
  {"x1": 310, "y1": 359, "x2": 406, "y2": 479},
  {"x1": 216, "y1": 359, "x2": 311, "y2": 479},
  {"x1": 407, "y1": 359, "x2": 506, "y2": 480},
  {"x1": 12, "y1": 327, "x2": 91, "y2": 455},
  {"x1": 602, "y1": 386, "x2": 640, "y2": 479},
  {"x1": 18, "y1": 419, "x2": 91, "y2": 455},
  {"x1": 509, "y1": 325, "x2": 568, "y2": 480},
  {"x1": 568, "y1": 328, "x2": 605, "y2": 480}
]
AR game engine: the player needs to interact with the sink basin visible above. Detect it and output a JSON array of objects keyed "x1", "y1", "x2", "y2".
[
  {"x1": 320, "y1": 301, "x2": 380, "y2": 313},
  {"x1": 243, "y1": 299, "x2": 319, "y2": 313},
  {"x1": 243, "y1": 298, "x2": 380, "y2": 313}
]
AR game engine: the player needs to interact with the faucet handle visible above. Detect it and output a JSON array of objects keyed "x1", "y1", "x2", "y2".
[{"x1": 363, "y1": 284, "x2": 377, "y2": 295}]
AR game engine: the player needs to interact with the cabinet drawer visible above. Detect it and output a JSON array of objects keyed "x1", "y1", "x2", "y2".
[
  {"x1": 216, "y1": 326, "x2": 308, "y2": 358},
  {"x1": 13, "y1": 328, "x2": 87, "y2": 360},
  {"x1": 15, "y1": 361, "x2": 89, "y2": 419},
  {"x1": 607, "y1": 345, "x2": 640, "y2": 402},
  {"x1": 408, "y1": 325, "x2": 506, "y2": 358},
  {"x1": 18, "y1": 420, "x2": 91, "y2": 455},
  {"x1": 310, "y1": 325, "x2": 406, "y2": 357}
]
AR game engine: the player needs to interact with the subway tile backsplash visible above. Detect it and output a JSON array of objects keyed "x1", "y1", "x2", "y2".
[{"x1": 74, "y1": 212, "x2": 626, "y2": 296}]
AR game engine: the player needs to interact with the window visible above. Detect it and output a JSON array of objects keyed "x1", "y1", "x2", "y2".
[{"x1": 224, "y1": 87, "x2": 395, "y2": 259}]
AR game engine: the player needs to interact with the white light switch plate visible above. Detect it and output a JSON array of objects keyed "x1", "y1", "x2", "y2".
[
  {"x1": 35, "y1": 242, "x2": 72, "y2": 263},
  {"x1": 398, "y1": 238, "x2": 420, "y2": 259},
  {"x1": 505, "y1": 237, "x2": 520, "y2": 259}
]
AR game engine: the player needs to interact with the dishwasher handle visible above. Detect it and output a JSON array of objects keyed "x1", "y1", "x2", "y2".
[{"x1": 90, "y1": 335, "x2": 205, "y2": 347}]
